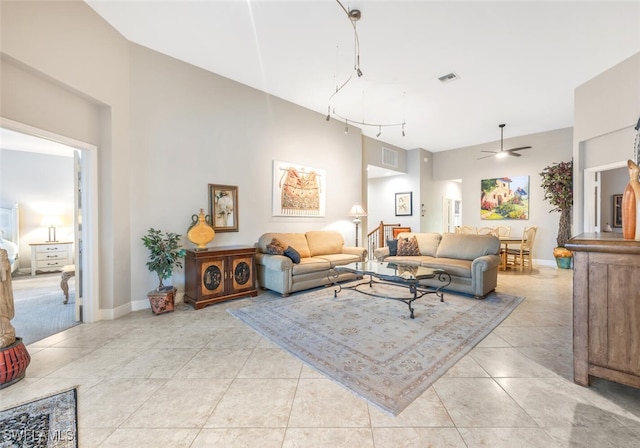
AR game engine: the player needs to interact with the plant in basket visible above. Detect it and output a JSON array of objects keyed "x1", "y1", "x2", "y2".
[{"x1": 141, "y1": 228, "x2": 186, "y2": 314}]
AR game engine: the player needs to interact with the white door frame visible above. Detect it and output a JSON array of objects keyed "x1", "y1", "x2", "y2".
[
  {"x1": 583, "y1": 160, "x2": 627, "y2": 233},
  {"x1": 1, "y1": 118, "x2": 100, "y2": 323}
]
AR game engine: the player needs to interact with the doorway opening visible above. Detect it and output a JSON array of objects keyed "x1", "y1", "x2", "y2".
[{"x1": 0, "y1": 118, "x2": 100, "y2": 343}]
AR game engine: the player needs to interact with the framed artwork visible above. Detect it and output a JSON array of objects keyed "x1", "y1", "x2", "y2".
[
  {"x1": 395, "y1": 192, "x2": 413, "y2": 216},
  {"x1": 272, "y1": 160, "x2": 326, "y2": 217},
  {"x1": 613, "y1": 194, "x2": 623, "y2": 228},
  {"x1": 480, "y1": 175, "x2": 529, "y2": 220},
  {"x1": 208, "y1": 184, "x2": 238, "y2": 232}
]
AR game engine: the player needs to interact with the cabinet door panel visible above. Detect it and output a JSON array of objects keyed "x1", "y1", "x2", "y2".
[
  {"x1": 588, "y1": 262, "x2": 609, "y2": 366},
  {"x1": 231, "y1": 255, "x2": 254, "y2": 293},
  {"x1": 200, "y1": 259, "x2": 225, "y2": 297},
  {"x1": 607, "y1": 265, "x2": 640, "y2": 374}
]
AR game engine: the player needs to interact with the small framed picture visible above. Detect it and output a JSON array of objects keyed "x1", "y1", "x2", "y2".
[
  {"x1": 209, "y1": 184, "x2": 239, "y2": 232},
  {"x1": 613, "y1": 194, "x2": 623, "y2": 228},
  {"x1": 395, "y1": 192, "x2": 413, "y2": 216}
]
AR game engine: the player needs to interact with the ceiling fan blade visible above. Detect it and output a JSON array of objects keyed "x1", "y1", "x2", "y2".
[
  {"x1": 480, "y1": 150, "x2": 498, "y2": 153},
  {"x1": 508, "y1": 152, "x2": 522, "y2": 157},
  {"x1": 505, "y1": 146, "x2": 532, "y2": 152},
  {"x1": 477, "y1": 154, "x2": 497, "y2": 160}
]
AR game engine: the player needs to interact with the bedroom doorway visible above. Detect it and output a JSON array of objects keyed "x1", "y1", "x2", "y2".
[{"x1": 0, "y1": 118, "x2": 100, "y2": 337}]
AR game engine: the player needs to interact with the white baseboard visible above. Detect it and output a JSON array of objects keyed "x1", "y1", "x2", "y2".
[{"x1": 98, "y1": 291, "x2": 186, "y2": 320}]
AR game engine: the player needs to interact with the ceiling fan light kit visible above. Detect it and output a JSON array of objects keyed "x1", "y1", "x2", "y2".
[{"x1": 478, "y1": 124, "x2": 532, "y2": 160}]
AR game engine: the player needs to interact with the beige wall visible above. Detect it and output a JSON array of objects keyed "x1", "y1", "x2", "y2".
[
  {"x1": 1, "y1": 1, "x2": 365, "y2": 314},
  {"x1": 574, "y1": 52, "x2": 640, "y2": 233},
  {"x1": 1, "y1": 0, "x2": 131, "y2": 312},
  {"x1": 0, "y1": 149, "x2": 75, "y2": 267},
  {"x1": 129, "y1": 44, "x2": 363, "y2": 303},
  {"x1": 432, "y1": 127, "x2": 574, "y2": 262}
]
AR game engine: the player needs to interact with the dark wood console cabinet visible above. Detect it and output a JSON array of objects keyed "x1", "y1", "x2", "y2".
[
  {"x1": 184, "y1": 246, "x2": 257, "y2": 310},
  {"x1": 566, "y1": 233, "x2": 640, "y2": 389}
]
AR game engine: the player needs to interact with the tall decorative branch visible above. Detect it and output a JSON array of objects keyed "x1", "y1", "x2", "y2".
[{"x1": 540, "y1": 160, "x2": 573, "y2": 248}]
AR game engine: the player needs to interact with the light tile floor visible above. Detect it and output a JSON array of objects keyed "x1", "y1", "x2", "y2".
[{"x1": 4, "y1": 265, "x2": 640, "y2": 447}]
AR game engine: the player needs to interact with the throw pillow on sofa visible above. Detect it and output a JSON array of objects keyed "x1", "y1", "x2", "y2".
[
  {"x1": 397, "y1": 236, "x2": 420, "y2": 256},
  {"x1": 387, "y1": 239, "x2": 399, "y2": 256},
  {"x1": 283, "y1": 246, "x2": 301, "y2": 263},
  {"x1": 266, "y1": 238, "x2": 286, "y2": 255}
]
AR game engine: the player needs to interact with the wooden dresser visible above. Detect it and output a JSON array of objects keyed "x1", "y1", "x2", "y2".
[
  {"x1": 29, "y1": 241, "x2": 73, "y2": 276},
  {"x1": 566, "y1": 233, "x2": 640, "y2": 389},
  {"x1": 184, "y1": 246, "x2": 257, "y2": 310}
]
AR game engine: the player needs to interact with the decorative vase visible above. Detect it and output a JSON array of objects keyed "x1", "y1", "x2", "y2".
[
  {"x1": 147, "y1": 287, "x2": 176, "y2": 315},
  {"x1": 621, "y1": 160, "x2": 640, "y2": 240},
  {"x1": 187, "y1": 208, "x2": 215, "y2": 249},
  {"x1": 0, "y1": 337, "x2": 30, "y2": 389}
]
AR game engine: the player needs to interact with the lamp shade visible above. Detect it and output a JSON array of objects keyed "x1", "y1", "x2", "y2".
[{"x1": 348, "y1": 204, "x2": 367, "y2": 217}]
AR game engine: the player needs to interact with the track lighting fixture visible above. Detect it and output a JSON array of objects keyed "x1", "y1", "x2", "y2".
[{"x1": 325, "y1": 0, "x2": 406, "y2": 138}]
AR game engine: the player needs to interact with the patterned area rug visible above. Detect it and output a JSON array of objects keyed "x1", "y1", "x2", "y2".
[
  {"x1": 230, "y1": 282, "x2": 524, "y2": 415},
  {"x1": 0, "y1": 388, "x2": 78, "y2": 447}
]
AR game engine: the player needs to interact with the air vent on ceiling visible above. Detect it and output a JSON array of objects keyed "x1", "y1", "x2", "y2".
[
  {"x1": 438, "y1": 72, "x2": 460, "y2": 83},
  {"x1": 382, "y1": 147, "x2": 398, "y2": 168}
]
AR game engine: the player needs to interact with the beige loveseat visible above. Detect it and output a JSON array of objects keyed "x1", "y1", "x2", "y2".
[
  {"x1": 256, "y1": 230, "x2": 367, "y2": 296},
  {"x1": 373, "y1": 232, "x2": 501, "y2": 299}
]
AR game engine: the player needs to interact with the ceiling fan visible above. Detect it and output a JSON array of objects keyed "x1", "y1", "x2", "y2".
[{"x1": 478, "y1": 124, "x2": 532, "y2": 160}]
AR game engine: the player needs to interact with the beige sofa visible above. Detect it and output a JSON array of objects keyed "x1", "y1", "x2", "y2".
[
  {"x1": 373, "y1": 232, "x2": 501, "y2": 299},
  {"x1": 256, "y1": 230, "x2": 367, "y2": 296}
]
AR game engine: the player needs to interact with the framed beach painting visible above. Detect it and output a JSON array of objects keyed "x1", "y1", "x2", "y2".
[
  {"x1": 480, "y1": 176, "x2": 529, "y2": 220},
  {"x1": 209, "y1": 184, "x2": 239, "y2": 232},
  {"x1": 272, "y1": 160, "x2": 326, "y2": 217}
]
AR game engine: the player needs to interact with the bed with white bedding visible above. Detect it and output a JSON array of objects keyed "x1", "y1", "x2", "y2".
[{"x1": 0, "y1": 205, "x2": 20, "y2": 274}]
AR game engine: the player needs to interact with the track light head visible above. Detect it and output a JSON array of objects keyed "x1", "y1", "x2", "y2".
[
  {"x1": 376, "y1": 126, "x2": 381, "y2": 138},
  {"x1": 326, "y1": 114, "x2": 330, "y2": 122},
  {"x1": 344, "y1": 120, "x2": 349, "y2": 133},
  {"x1": 356, "y1": 68, "x2": 363, "y2": 77}
]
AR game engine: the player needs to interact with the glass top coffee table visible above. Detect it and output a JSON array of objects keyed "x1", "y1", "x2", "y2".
[{"x1": 331, "y1": 261, "x2": 451, "y2": 319}]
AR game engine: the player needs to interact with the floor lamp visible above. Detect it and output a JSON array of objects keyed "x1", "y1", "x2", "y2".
[{"x1": 348, "y1": 204, "x2": 367, "y2": 247}]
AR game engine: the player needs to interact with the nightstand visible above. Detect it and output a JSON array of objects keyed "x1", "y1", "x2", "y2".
[{"x1": 29, "y1": 242, "x2": 73, "y2": 276}]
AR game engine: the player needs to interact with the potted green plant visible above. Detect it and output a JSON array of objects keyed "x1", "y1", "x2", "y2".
[
  {"x1": 539, "y1": 159, "x2": 573, "y2": 269},
  {"x1": 141, "y1": 228, "x2": 186, "y2": 314}
]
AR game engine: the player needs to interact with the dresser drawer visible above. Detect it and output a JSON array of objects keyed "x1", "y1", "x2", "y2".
[
  {"x1": 36, "y1": 258, "x2": 68, "y2": 269},
  {"x1": 35, "y1": 250, "x2": 67, "y2": 261},
  {"x1": 34, "y1": 243, "x2": 70, "y2": 253}
]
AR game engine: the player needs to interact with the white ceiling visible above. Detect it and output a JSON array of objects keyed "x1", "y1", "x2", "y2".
[
  {"x1": 86, "y1": 1, "x2": 639, "y2": 152},
  {"x1": 0, "y1": 128, "x2": 75, "y2": 158}
]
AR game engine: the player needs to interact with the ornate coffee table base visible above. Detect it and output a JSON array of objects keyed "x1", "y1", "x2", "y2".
[{"x1": 331, "y1": 263, "x2": 452, "y2": 319}]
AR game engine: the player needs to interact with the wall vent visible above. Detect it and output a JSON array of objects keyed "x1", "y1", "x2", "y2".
[
  {"x1": 382, "y1": 147, "x2": 398, "y2": 168},
  {"x1": 438, "y1": 72, "x2": 460, "y2": 83}
]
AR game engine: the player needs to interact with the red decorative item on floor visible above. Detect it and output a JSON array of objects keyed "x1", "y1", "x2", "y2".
[
  {"x1": 0, "y1": 337, "x2": 31, "y2": 389},
  {"x1": 622, "y1": 160, "x2": 640, "y2": 240}
]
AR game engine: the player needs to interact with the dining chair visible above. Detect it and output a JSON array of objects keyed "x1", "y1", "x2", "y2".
[
  {"x1": 477, "y1": 226, "x2": 497, "y2": 236},
  {"x1": 505, "y1": 226, "x2": 537, "y2": 272},
  {"x1": 494, "y1": 226, "x2": 511, "y2": 237},
  {"x1": 455, "y1": 225, "x2": 476, "y2": 234}
]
